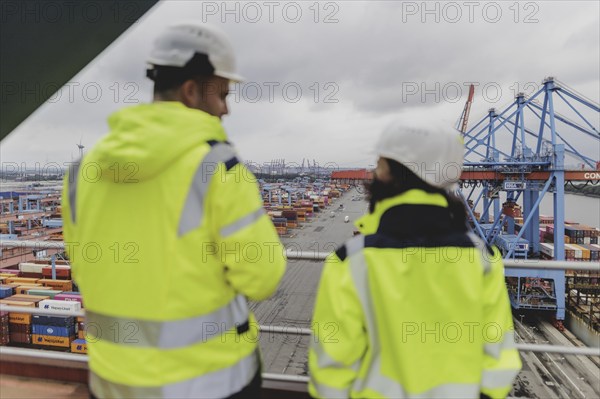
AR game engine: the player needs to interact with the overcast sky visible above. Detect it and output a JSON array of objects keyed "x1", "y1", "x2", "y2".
[{"x1": 1, "y1": 0, "x2": 599, "y2": 170}]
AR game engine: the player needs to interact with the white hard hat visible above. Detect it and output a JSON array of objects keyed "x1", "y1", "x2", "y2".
[
  {"x1": 374, "y1": 121, "x2": 464, "y2": 188},
  {"x1": 147, "y1": 23, "x2": 243, "y2": 82}
]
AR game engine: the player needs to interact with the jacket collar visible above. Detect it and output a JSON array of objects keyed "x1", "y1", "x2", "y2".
[{"x1": 354, "y1": 189, "x2": 450, "y2": 236}]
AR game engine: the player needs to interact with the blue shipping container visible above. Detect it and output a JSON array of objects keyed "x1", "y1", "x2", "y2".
[
  {"x1": 32, "y1": 315, "x2": 74, "y2": 327},
  {"x1": 32, "y1": 324, "x2": 73, "y2": 337}
]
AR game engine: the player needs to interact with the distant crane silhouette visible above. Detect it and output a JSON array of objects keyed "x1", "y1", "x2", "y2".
[{"x1": 76, "y1": 137, "x2": 85, "y2": 159}]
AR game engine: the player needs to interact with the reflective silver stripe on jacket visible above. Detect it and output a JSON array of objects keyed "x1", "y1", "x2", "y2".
[
  {"x1": 484, "y1": 330, "x2": 516, "y2": 359},
  {"x1": 345, "y1": 237, "x2": 480, "y2": 398},
  {"x1": 310, "y1": 237, "x2": 362, "y2": 398},
  {"x1": 481, "y1": 368, "x2": 520, "y2": 390},
  {"x1": 178, "y1": 142, "x2": 238, "y2": 236},
  {"x1": 345, "y1": 234, "x2": 365, "y2": 258},
  {"x1": 310, "y1": 376, "x2": 350, "y2": 399},
  {"x1": 68, "y1": 162, "x2": 81, "y2": 223},
  {"x1": 220, "y1": 208, "x2": 265, "y2": 238},
  {"x1": 467, "y1": 232, "x2": 492, "y2": 275},
  {"x1": 86, "y1": 294, "x2": 248, "y2": 349},
  {"x1": 90, "y1": 348, "x2": 259, "y2": 399},
  {"x1": 312, "y1": 340, "x2": 361, "y2": 372}
]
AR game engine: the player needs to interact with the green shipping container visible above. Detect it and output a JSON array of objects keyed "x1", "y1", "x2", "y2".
[{"x1": 27, "y1": 289, "x2": 63, "y2": 299}]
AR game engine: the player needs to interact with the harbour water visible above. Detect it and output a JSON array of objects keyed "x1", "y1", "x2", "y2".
[
  {"x1": 469, "y1": 187, "x2": 600, "y2": 229},
  {"x1": 539, "y1": 193, "x2": 600, "y2": 229}
]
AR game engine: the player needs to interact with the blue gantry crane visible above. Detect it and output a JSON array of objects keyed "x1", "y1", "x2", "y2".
[{"x1": 457, "y1": 77, "x2": 600, "y2": 322}]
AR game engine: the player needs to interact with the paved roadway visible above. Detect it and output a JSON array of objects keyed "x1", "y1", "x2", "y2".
[{"x1": 250, "y1": 187, "x2": 367, "y2": 376}]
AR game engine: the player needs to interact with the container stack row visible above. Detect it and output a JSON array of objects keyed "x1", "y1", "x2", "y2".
[
  {"x1": 262, "y1": 184, "x2": 349, "y2": 236},
  {"x1": 541, "y1": 223, "x2": 600, "y2": 245},
  {"x1": 540, "y1": 243, "x2": 600, "y2": 261},
  {"x1": 0, "y1": 269, "x2": 87, "y2": 354}
]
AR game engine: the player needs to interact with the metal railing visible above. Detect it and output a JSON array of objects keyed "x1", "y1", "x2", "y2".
[
  {"x1": 1, "y1": 239, "x2": 599, "y2": 386},
  {"x1": 2, "y1": 240, "x2": 600, "y2": 271},
  {"x1": 1, "y1": 303, "x2": 598, "y2": 358}
]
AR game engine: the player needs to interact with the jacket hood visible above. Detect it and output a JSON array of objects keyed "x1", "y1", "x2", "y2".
[{"x1": 85, "y1": 102, "x2": 227, "y2": 182}]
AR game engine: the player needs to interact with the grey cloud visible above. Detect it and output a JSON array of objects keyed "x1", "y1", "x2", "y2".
[{"x1": 1, "y1": 1, "x2": 598, "y2": 166}]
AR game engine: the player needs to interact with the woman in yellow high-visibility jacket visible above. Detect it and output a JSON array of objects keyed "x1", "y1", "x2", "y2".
[{"x1": 309, "y1": 122, "x2": 521, "y2": 399}]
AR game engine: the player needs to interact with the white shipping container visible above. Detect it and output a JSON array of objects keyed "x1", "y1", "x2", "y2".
[
  {"x1": 540, "y1": 243, "x2": 554, "y2": 258},
  {"x1": 39, "y1": 299, "x2": 81, "y2": 312},
  {"x1": 19, "y1": 262, "x2": 44, "y2": 273}
]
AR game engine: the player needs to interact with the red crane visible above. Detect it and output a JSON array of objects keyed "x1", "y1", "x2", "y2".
[{"x1": 459, "y1": 84, "x2": 475, "y2": 134}]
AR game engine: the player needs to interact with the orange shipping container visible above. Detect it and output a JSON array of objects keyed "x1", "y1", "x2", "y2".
[
  {"x1": 41, "y1": 280, "x2": 73, "y2": 291},
  {"x1": 32, "y1": 334, "x2": 73, "y2": 348},
  {"x1": 0, "y1": 299, "x2": 35, "y2": 307},
  {"x1": 9, "y1": 313, "x2": 32, "y2": 324},
  {"x1": 568, "y1": 244, "x2": 590, "y2": 260},
  {"x1": 70, "y1": 339, "x2": 87, "y2": 354},
  {"x1": 6, "y1": 277, "x2": 39, "y2": 285},
  {"x1": 0, "y1": 273, "x2": 20, "y2": 278},
  {"x1": 0, "y1": 299, "x2": 35, "y2": 324},
  {"x1": 9, "y1": 294, "x2": 50, "y2": 303},
  {"x1": 15, "y1": 285, "x2": 43, "y2": 295}
]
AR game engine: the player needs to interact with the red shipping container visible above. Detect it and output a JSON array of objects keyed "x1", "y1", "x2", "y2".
[
  {"x1": 9, "y1": 332, "x2": 31, "y2": 344},
  {"x1": 19, "y1": 272, "x2": 43, "y2": 279},
  {"x1": 9, "y1": 323, "x2": 31, "y2": 333},
  {"x1": 42, "y1": 267, "x2": 71, "y2": 280}
]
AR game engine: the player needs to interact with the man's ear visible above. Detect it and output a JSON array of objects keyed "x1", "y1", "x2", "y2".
[{"x1": 179, "y1": 79, "x2": 198, "y2": 108}]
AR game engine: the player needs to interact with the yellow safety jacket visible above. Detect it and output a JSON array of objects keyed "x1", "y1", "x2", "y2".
[
  {"x1": 309, "y1": 190, "x2": 521, "y2": 399},
  {"x1": 62, "y1": 102, "x2": 286, "y2": 398}
]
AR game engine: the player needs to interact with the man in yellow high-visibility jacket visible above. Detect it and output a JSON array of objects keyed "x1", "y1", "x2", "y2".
[
  {"x1": 62, "y1": 23, "x2": 286, "y2": 398},
  {"x1": 309, "y1": 122, "x2": 521, "y2": 398}
]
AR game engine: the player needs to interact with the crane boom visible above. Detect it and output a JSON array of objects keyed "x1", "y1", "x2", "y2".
[{"x1": 459, "y1": 84, "x2": 475, "y2": 134}]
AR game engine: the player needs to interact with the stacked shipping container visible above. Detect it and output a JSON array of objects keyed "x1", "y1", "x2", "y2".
[
  {"x1": 0, "y1": 268, "x2": 87, "y2": 354},
  {"x1": 262, "y1": 184, "x2": 348, "y2": 236}
]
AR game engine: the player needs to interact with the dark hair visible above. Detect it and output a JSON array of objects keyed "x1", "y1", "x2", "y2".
[
  {"x1": 366, "y1": 158, "x2": 467, "y2": 230},
  {"x1": 147, "y1": 53, "x2": 215, "y2": 95}
]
